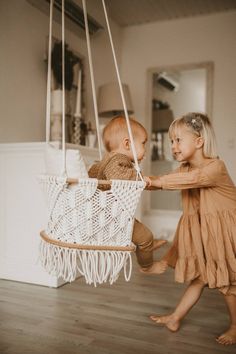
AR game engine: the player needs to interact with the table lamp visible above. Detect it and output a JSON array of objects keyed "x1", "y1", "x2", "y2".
[{"x1": 97, "y1": 82, "x2": 134, "y2": 117}]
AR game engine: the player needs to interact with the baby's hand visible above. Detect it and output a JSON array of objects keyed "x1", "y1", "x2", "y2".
[{"x1": 144, "y1": 176, "x2": 162, "y2": 189}]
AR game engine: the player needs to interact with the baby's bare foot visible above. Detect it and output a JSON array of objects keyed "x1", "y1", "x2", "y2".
[
  {"x1": 150, "y1": 313, "x2": 180, "y2": 332},
  {"x1": 216, "y1": 325, "x2": 236, "y2": 345},
  {"x1": 140, "y1": 260, "x2": 168, "y2": 274},
  {"x1": 152, "y1": 239, "x2": 167, "y2": 251}
]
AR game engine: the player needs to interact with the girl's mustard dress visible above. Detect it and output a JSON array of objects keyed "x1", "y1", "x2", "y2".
[{"x1": 160, "y1": 159, "x2": 236, "y2": 295}]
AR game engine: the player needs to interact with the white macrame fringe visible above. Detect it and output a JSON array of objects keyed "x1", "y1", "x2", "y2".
[{"x1": 40, "y1": 240, "x2": 132, "y2": 287}]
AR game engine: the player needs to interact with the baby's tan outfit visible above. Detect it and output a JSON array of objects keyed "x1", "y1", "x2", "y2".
[
  {"x1": 88, "y1": 152, "x2": 156, "y2": 268},
  {"x1": 160, "y1": 159, "x2": 236, "y2": 295}
]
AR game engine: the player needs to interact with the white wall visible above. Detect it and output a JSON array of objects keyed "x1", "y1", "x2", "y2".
[
  {"x1": 0, "y1": 0, "x2": 121, "y2": 143},
  {"x1": 120, "y1": 11, "x2": 236, "y2": 182}
]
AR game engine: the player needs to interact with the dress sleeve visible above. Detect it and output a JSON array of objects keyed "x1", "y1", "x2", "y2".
[
  {"x1": 160, "y1": 160, "x2": 222, "y2": 190},
  {"x1": 103, "y1": 155, "x2": 137, "y2": 181}
]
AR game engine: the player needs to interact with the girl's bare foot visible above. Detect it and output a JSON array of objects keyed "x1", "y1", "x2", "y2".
[
  {"x1": 216, "y1": 325, "x2": 236, "y2": 345},
  {"x1": 150, "y1": 313, "x2": 180, "y2": 332},
  {"x1": 151, "y1": 239, "x2": 167, "y2": 251},
  {"x1": 140, "y1": 260, "x2": 168, "y2": 274}
]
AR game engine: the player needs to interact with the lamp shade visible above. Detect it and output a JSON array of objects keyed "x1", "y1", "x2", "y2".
[
  {"x1": 152, "y1": 108, "x2": 174, "y2": 132},
  {"x1": 98, "y1": 82, "x2": 134, "y2": 117}
]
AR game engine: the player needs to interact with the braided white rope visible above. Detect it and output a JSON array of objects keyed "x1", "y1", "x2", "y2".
[
  {"x1": 101, "y1": 0, "x2": 142, "y2": 179},
  {"x1": 46, "y1": 0, "x2": 67, "y2": 174},
  {"x1": 81, "y1": 0, "x2": 142, "y2": 176},
  {"x1": 46, "y1": 0, "x2": 54, "y2": 144},
  {"x1": 82, "y1": 0, "x2": 103, "y2": 160},
  {"x1": 61, "y1": 0, "x2": 66, "y2": 174},
  {"x1": 46, "y1": 0, "x2": 141, "y2": 173}
]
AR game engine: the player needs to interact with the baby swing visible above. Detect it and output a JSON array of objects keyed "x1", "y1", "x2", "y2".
[{"x1": 39, "y1": 0, "x2": 145, "y2": 286}]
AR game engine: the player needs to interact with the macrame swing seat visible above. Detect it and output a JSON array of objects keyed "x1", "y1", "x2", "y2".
[{"x1": 39, "y1": 0, "x2": 145, "y2": 286}]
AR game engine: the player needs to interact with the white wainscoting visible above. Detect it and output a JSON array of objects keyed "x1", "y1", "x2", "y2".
[{"x1": 0, "y1": 142, "x2": 99, "y2": 287}]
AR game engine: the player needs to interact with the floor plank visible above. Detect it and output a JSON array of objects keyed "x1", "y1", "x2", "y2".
[{"x1": 0, "y1": 246, "x2": 235, "y2": 354}]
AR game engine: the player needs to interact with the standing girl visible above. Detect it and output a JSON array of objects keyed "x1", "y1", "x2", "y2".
[{"x1": 145, "y1": 112, "x2": 236, "y2": 345}]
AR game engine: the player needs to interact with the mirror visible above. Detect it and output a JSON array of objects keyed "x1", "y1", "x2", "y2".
[{"x1": 148, "y1": 62, "x2": 213, "y2": 211}]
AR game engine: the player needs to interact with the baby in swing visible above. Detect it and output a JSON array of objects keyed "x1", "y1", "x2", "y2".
[{"x1": 88, "y1": 115, "x2": 167, "y2": 273}]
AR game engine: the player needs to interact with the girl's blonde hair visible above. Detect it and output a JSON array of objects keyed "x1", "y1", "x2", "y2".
[
  {"x1": 103, "y1": 115, "x2": 147, "y2": 152},
  {"x1": 169, "y1": 112, "x2": 218, "y2": 158}
]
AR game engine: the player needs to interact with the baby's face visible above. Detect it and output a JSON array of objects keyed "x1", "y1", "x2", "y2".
[{"x1": 131, "y1": 129, "x2": 148, "y2": 162}]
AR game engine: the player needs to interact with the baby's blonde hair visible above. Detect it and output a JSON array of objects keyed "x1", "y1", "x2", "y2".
[
  {"x1": 169, "y1": 112, "x2": 218, "y2": 158},
  {"x1": 103, "y1": 116, "x2": 147, "y2": 152}
]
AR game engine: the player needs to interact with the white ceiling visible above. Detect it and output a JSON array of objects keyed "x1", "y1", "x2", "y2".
[{"x1": 105, "y1": 0, "x2": 236, "y2": 27}]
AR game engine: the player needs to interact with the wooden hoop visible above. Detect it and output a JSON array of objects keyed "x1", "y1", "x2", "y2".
[
  {"x1": 40, "y1": 231, "x2": 136, "y2": 252},
  {"x1": 67, "y1": 178, "x2": 111, "y2": 185}
]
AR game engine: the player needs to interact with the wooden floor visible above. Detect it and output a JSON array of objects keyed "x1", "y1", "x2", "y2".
[{"x1": 0, "y1": 247, "x2": 235, "y2": 354}]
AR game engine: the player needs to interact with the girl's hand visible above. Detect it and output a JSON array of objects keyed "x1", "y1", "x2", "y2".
[
  {"x1": 143, "y1": 176, "x2": 152, "y2": 188},
  {"x1": 144, "y1": 176, "x2": 162, "y2": 189}
]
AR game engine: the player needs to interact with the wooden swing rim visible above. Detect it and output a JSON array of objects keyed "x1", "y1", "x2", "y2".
[
  {"x1": 67, "y1": 177, "x2": 111, "y2": 186},
  {"x1": 66, "y1": 178, "x2": 146, "y2": 191},
  {"x1": 40, "y1": 230, "x2": 136, "y2": 252}
]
